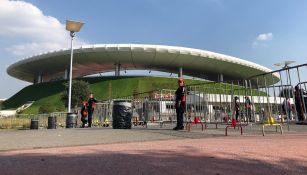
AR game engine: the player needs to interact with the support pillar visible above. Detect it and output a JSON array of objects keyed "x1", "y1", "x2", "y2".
[
  {"x1": 34, "y1": 73, "x2": 43, "y2": 84},
  {"x1": 115, "y1": 64, "x2": 121, "y2": 77},
  {"x1": 178, "y1": 67, "x2": 183, "y2": 78},
  {"x1": 64, "y1": 68, "x2": 69, "y2": 80},
  {"x1": 218, "y1": 73, "x2": 224, "y2": 82}
]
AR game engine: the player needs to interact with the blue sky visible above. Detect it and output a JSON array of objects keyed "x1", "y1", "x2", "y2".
[{"x1": 1, "y1": 0, "x2": 307, "y2": 98}]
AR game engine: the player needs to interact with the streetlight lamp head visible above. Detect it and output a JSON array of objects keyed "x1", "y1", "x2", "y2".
[
  {"x1": 274, "y1": 60, "x2": 295, "y2": 69},
  {"x1": 66, "y1": 20, "x2": 84, "y2": 32},
  {"x1": 284, "y1": 60, "x2": 295, "y2": 66}
]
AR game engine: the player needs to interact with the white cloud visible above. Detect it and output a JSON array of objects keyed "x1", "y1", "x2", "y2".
[
  {"x1": 256, "y1": 33, "x2": 273, "y2": 41},
  {"x1": 0, "y1": 0, "x2": 87, "y2": 56},
  {"x1": 252, "y1": 32, "x2": 273, "y2": 47}
]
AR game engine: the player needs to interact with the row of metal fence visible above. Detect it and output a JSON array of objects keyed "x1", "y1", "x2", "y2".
[
  {"x1": 93, "y1": 63, "x2": 307, "y2": 127},
  {"x1": 1, "y1": 63, "x2": 306, "y2": 129}
]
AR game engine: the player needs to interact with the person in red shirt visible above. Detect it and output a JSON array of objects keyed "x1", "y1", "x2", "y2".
[{"x1": 81, "y1": 100, "x2": 88, "y2": 128}]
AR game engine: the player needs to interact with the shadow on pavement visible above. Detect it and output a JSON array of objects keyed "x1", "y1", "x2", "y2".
[{"x1": 0, "y1": 148, "x2": 306, "y2": 175}]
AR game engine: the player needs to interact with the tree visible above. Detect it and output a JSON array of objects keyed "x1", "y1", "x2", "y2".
[{"x1": 61, "y1": 80, "x2": 91, "y2": 108}]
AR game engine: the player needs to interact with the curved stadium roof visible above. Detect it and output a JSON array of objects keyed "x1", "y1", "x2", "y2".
[{"x1": 7, "y1": 44, "x2": 279, "y2": 85}]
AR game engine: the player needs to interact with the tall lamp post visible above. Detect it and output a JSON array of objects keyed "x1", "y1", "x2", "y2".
[
  {"x1": 274, "y1": 60, "x2": 295, "y2": 129},
  {"x1": 66, "y1": 20, "x2": 84, "y2": 113}
]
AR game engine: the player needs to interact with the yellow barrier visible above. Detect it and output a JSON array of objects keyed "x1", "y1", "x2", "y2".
[{"x1": 262, "y1": 116, "x2": 283, "y2": 136}]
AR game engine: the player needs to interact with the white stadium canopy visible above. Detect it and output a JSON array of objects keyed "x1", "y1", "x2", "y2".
[{"x1": 7, "y1": 44, "x2": 279, "y2": 85}]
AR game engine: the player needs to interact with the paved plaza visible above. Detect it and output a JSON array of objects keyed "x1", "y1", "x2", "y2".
[{"x1": 0, "y1": 123, "x2": 307, "y2": 175}]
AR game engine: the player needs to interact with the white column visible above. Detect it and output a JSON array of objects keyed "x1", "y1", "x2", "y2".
[
  {"x1": 218, "y1": 73, "x2": 224, "y2": 82},
  {"x1": 64, "y1": 68, "x2": 69, "y2": 80},
  {"x1": 36, "y1": 73, "x2": 43, "y2": 83}
]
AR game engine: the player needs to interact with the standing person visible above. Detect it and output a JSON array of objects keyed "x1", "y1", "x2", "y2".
[
  {"x1": 282, "y1": 97, "x2": 292, "y2": 121},
  {"x1": 295, "y1": 86, "x2": 305, "y2": 121},
  {"x1": 87, "y1": 93, "x2": 98, "y2": 127},
  {"x1": 81, "y1": 100, "x2": 88, "y2": 128},
  {"x1": 245, "y1": 96, "x2": 252, "y2": 122},
  {"x1": 173, "y1": 78, "x2": 186, "y2": 130},
  {"x1": 234, "y1": 96, "x2": 240, "y2": 122},
  {"x1": 261, "y1": 107, "x2": 265, "y2": 123}
]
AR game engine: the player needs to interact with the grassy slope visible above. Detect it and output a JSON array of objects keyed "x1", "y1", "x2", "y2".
[
  {"x1": 3, "y1": 76, "x2": 207, "y2": 114},
  {"x1": 3, "y1": 76, "x2": 266, "y2": 114}
]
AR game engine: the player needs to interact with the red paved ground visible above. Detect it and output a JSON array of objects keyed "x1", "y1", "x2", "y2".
[{"x1": 1, "y1": 133, "x2": 307, "y2": 175}]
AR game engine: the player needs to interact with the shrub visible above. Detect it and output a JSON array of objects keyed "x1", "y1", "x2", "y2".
[
  {"x1": 61, "y1": 80, "x2": 91, "y2": 108},
  {"x1": 38, "y1": 104, "x2": 55, "y2": 114}
]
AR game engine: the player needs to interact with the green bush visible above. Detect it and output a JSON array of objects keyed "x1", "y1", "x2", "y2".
[
  {"x1": 61, "y1": 80, "x2": 91, "y2": 108},
  {"x1": 38, "y1": 104, "x2": 55, "y2": 114}
]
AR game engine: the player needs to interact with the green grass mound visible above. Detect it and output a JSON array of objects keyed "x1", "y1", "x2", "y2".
[
  {"x1": 2, "y1": 76, "x2": 266, "y2": 115},
  {"x1": 2, "y1": 76, "x2": 208, "y2": 114}
]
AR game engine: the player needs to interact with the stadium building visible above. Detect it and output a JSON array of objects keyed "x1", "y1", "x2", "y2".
[{"x1": 7, "y1": 44, "x2": 279, "y2": 85}]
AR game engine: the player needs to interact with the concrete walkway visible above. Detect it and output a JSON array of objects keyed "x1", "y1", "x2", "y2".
[{"x1": 0, "y1": 123, "x2": 307, "y2": 175}]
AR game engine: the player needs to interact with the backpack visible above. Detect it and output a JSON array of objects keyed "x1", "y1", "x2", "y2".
[{"x1": 82, "y1": 110, "x2": 88, "y2": 116}]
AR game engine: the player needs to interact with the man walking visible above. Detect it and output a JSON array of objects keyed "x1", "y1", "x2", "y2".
[
  {"x1": 173, "y1": 78, "x2": 186, "y2": 130},
  {"x1": 87, "y1": 93, "x2": 98, "y2": 127}
]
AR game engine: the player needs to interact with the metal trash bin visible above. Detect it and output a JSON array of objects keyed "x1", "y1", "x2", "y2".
[
  {"x1": 30, "y1": 119, "x2": 39, "y2": 129},
  {"x1": 112, "y1": 100, "x2": 132, "y2": 129},
  {"x1": 48, "y1": 116, "x2": 57, "y2": 129},
  {"x1": 66, "y1": 113, "x2": 77, "y2": 128}
]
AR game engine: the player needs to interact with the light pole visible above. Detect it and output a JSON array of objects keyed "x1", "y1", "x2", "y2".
[
  {"x1": 66, "y1": 20, "x2": 84, "y2": 113},
  {"x1": 274, "y1": 60, "x2": 295, "y2": 128}
]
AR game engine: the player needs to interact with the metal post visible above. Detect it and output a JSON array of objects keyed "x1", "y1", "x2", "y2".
[
  {"x1": 237, "y1": 81, "x2": 241, "y2": 123},
  {"x1": 270, "y1": 73, "x2": 278, "y2": 120},
  {"x1": 249, "y1": 80, "x2": 256, "y2": 122},
  {"x1": 68, "y1": 31, "x2": 75, "y2": 113},
  {"x1": 231, "y1": 81, "x2": 234, "y2": 120},
  {"x1": 278, "y1": 71, "x2": 284, "y2": 121},
  {"x1": 256, "y1": 77, "x2": 263, "y2": 123},
  {"x1": 297, "y1": 67, "x2": 307, "y2": 115},
  {"x1": 263, "y1": 75, "x2": 271, "y2": 118}
]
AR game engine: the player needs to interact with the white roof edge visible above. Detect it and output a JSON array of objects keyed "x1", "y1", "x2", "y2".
[{"x1": 7, "y1": 43, "x2": 274, "y2": 78}]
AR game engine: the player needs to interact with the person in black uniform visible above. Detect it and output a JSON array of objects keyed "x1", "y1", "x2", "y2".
[
  {"x1": 87, "y1": 93, "x2": 98, "y2": 127},
  {"x1": 234, "y1": 96, "x2": 240, "y2": 122},
  {"x1": 173, "y1": 78, "x2": 186, "y2": 130}
]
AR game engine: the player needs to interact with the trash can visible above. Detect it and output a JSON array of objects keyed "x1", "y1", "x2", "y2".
[
  {"x1": 30, "y1": 119, "x2": 39, "y2": 129},
  {"x1": 66, "y1": 113, "x2": 77, "y2": 128},
  {"x1": 48, "y1": 116, "x2": 57, "y2": 129},
  {"x1": 112, "y1": 100, "x2": 132, "y2": 129}
]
